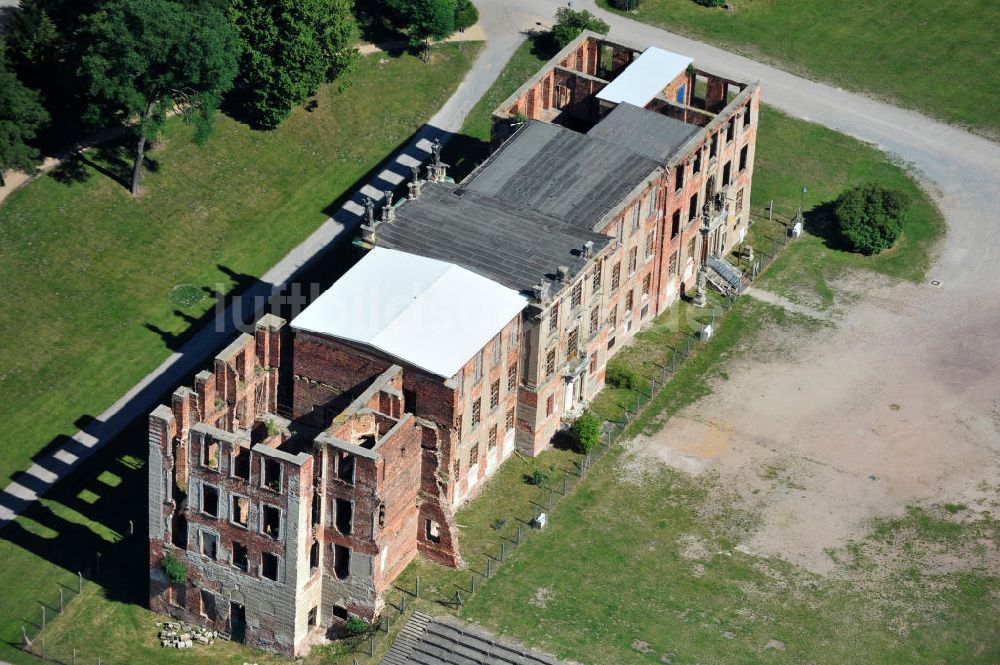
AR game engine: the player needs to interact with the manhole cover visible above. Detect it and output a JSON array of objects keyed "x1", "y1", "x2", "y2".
[{"x1": 928, "y1": 279, "x2": 943, "y2": 288}]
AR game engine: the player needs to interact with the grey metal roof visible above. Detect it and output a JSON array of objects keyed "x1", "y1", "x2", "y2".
[
  {"x1": 587, "y1": 103, "x2": 701, "y2": 163},
  {"x1": 463, "y1": 121, "x2": 660, "y2": 231},
  {"x1": 378, "y1": 182, "x2": 609, "y2": 293},
  {"x1": 381, "y1": 612, "x2": 580, "y2": 665}
]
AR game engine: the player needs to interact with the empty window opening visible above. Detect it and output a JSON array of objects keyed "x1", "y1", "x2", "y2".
[
  {"x1": 743, "y1": 104, "x2": 752, "y2": 127},
  {"x1": 262, "y1": 505, "x2": 281, "y2": 539},
  {"x1": 202, "y1": 438, "x2": 219, "y2": 469},
  {"x1": 471, "y1": 398, "x2": 481, "y2": 427},
  {"x1": 378, "y1": 503, "x2": 386, "y2": 530},
  {"x1": 403, "y1": 388, "x2": 416, "y2": 414},
  {"x1": 309, "y1": 541, "x2": 320, "y2": 572},
  {"x1": 567, "y1": 329, "x2": 579, "y2": 362},
  {"x1": 335, "y1": 498, "x2": 353, "y2": 535},
  {"x1": 688, "y1": 193, "x2": 698, "y2": 221},
  {"x1": 425, "y1": 519, "x2": 441, "y2": 544},
  {"x1": 334, "y1": 544, "x2": 350, "y2": 579},
  {"x1": 201, "y1": 531, "x2": 218, "y2": 559},
  {"x1": 233, "y1": 447, "x2": 250, "y2": 480},
  {"x1": 231, "y1": 495, "x2": 249, "y2": 527},
  {"x1": 709, "y1": 133, "x2": 718, "y2": 159},
  {"x1": 311, "y1": 496, "x2": 321, "y2": 526},
  {"x1": 337, "y1": 451, "x2": 355, "y2": 484},
  {"x1": 263, "y1": 459, "x2": 282, "y2": 492},
  {"x1": 473, "y1": 350, "x2": 483, "y2": 383},
  {"x1": 671, "y1": 210, "x2": 681, "y2": 238},
  {"x1": 168, "y1": 581, "x2": 185, "y2": 608},
  {"x1": 232, "y1": 541, "x2": 249, "y2": 572},
  {"x1": 262, "y1": 552, "x2": 279, "y2": 581},
  {"x1": 308, "y1": 606, "x2": 318, "y2": 628},
  {"x1": 331, "y1": 604, "x2": 349, "y2": 620},
  {"x1": 200, "y1": 589, "x2": 217, "y2": 620},
  {"x1": 202, "y1": 484, "x2": 219, "y2": 517},
  {"x1": 739, "y1": 144, "x2": 749, "y2": 171},
  {"x1": 171, "y1": 515, "x2": 188, "y2": 549},
  {"x1": 693, "y1": 150, "x2": 702, "y2": 174},
  {"x1": 726, "y1": 117, "x2": 735, "y2": 143},
  {"x1": 675, "y1": 163, "x2": 684, "y2": 191},
  {"x1": 722, "y1": 161, "x2": 732, "y2": 187}
]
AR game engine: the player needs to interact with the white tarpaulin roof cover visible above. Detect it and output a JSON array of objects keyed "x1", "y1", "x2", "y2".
[
  {"x1": 291, "y1": 247, "x2": 528, "y2": 378},
  {"x1": 596, "y1": 46, "x2": 693, "y2": 108}
]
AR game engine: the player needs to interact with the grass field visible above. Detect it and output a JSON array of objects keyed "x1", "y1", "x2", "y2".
[
  {"x1": 598, "y1": 0, "x2": 1000, "y2": 139},
  {"x1": 8, "y1": 36, "x2": 968, "y2": 665},
  {"x1": 0, "y1": 44, "x2": 481, "y2": 489}
]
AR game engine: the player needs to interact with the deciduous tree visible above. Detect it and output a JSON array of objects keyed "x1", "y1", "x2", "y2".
[
  {"x1": 229, "y1": 0, "x2": 358, "y2": 129},
  {"x1": 77, "y1": 0, "x2": 240, "y2": 195},
  {"x1": 388, "y1": 0, "x2": 457, "y2": 58},
  {"x1": 0, "y1": 45, "x2": 49, "y2": 186},
  {"x1": 552, "y1": 8, "x2": 610, "y2": 49},
  {"x1": 835, "y1": 183, "x2": 911, "y2": 255}
]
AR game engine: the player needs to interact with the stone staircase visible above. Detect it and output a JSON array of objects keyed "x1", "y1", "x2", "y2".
[
  {"x1": 381, "y1": 611, "x2": 575, "y2": 665},
  {"x1": 381, "y1": 611, "x2": 432, "y2": 665}
]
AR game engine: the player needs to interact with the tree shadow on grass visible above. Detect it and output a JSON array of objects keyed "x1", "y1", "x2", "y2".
[{"x1": 802, "y1": 201, "x2": 849, "y2": 251}]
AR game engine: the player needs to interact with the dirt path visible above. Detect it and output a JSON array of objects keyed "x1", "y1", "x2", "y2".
[{"x1": 630, "y1": 285, "x2": 1000, "y2": 574}]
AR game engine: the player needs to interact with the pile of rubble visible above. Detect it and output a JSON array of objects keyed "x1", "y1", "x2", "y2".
[{"x1": 156, "y1": 621, "x2": 218, "y2": 648}]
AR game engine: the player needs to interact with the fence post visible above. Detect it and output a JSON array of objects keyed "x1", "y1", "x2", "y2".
[
  {"x1": 500, "y1": 541, "x2": 506, "y2": 563},
  {"x1": 486, "y1": 557, "x2": 492, "y2": 578},
  {"x1": 369, "y1": 635, "x2": 375, "y2": 656},
  {"x1": 73, "y1": 647, "x2": 77, "y2": 665},
  {"x1": 561, "y1": 476, "x2": 567, "y2": 495},
  {"x1": 415, "y1": 576, "x2": 420, "y2": 598},
  {"x1": 768, "y1": 199, "x2": 773, "y2": 221},
  {"x1": 515, "y1": 525, "x2": 521, "y2": 545},
  {"x1": 471, "y1": 575, "x2": 476, "y2": 595},
  {"x1": 78, "y1": 572, "x2": 83, "y2": 593},
  {"x1": 40, "y1": 603, "x2": 45, "y2": 631}
]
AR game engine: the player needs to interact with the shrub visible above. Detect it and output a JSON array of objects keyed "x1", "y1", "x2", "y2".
[
  {"x1": 834, "y1": 183, "x2": 911, "y2": 255},
  {"x1": 345, "y1": 616, "x2": 369, "y2": 637},
  {"x1": 571, "y1": 412, "x2": 601, "y2": 453},
  {"x1": 528, "y1": 468, "x2": 551, "y2": 487},
  {"x1": 162, "y1": 552, "x2": 187, "y2": 584},
  {"x1": 609, "y1": 0, "x2": 644, "y2": 9},
  {"x1": 454, "y1": 0, "x2": 478, "y2": 31},
  {"x1": 605, "y1": 360, "x2": 644, "y2": 392},
  {"x1": 693, "y1": 0, "x2": 725, "y2": 6},
  {"x1": 552, "y1": 8, "x2": 610, "y2": 49}
]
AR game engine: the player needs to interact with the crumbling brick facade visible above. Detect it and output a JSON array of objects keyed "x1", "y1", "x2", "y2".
[{"x1": 149, "y1": 31, "x2": 761, "y2": 658}]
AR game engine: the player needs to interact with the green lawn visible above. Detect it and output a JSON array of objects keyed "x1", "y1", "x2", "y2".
[
  {"x1": 598, "y1": 0, "x2": 1000, "y2": 139},
  {"x1": 0, "y1": 44, "x2": 481, "y2": 489}
]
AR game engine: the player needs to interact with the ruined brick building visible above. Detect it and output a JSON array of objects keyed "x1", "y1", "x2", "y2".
[{"x1": 147, "y1": 32, "x2": 760, "y2": 656}]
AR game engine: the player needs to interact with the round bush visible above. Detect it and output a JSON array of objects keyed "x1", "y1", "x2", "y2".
[
  {"x1": 571, "y1": 412, "x2": 601, "y2": 453},
  {"x1": 454, "y1": 0, "x2": 478, "y2": 30},
  {"x1": 834, "y1": 183, "x2": 910, "y2": 255},
  {"x1": 345, "y1": 616, "x2": 369, "y2": 637}
]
